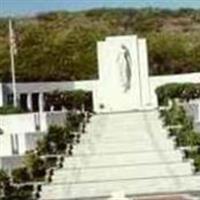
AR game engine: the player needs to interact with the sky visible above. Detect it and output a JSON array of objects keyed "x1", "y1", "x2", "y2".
[{"x1": 1, "y1": 0, "x2": 200, "y2": 17}]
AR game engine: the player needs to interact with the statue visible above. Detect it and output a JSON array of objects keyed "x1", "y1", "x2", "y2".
[{"x1": 116, "y1": 45, "x2": 132, "y2": 92}]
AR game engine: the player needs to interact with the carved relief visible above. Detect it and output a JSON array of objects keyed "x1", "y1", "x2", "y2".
[{"x1": 116, "y1": 45, "x2": 132, "y2": 92}]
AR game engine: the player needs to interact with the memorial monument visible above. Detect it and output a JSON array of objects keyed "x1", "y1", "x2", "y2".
[{"x1": 93, "y1": 35, "x2": 151, "y2": 113}]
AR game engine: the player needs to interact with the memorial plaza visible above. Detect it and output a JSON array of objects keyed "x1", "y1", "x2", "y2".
[{"x1": 1, "y1": 35, "x2": 200, "y2": 199}]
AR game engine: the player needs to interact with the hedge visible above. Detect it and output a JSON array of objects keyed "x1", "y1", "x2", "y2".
[
  {"x1": 160, "y1": 101, "x2": 200, "y2": 172},
  {"x1": 44, "y1": 90, "x2": 93, "y2": 111},
  {"x1": 156, "y1": 83, "x2": 200, "y2": 106},
  {"x1": 0, "y1": 105, "x2": 25, "y2": 115}
]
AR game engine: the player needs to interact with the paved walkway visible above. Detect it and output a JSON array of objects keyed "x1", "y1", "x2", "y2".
[{"x1": 40, "y1": 110, "x2": 200, "y2": 200}]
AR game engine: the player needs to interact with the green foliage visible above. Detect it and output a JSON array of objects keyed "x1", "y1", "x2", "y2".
[
  {"x1": 160, "y1": 102, "x2": 187, "y2": 126},
  {"x1": 0, "y1": 170, "x2": 10, "y2": 198},
  {"x1": 0, "y1": 105, "x2": 24, "y2": 114},
  {"x1": 0, "y1": 109, "x2": 88, "y2": 199},
  {"x1": 176, "y1": 130, "x2": 200, "y2": 147},
  {"x1": 3, "y1": 185, "x2": 34, "y2": 200},
  {"x1": 193, "y1": 154, "x2": 200, "y2": 172},
  {"x1": 44, "y1": 157, "x2": 57, "y2": 168},
  {"x1": 2, "y1": 9, "x2": 200, "y2": 81},
  {"x1": 11, "y1": 167, "x2": 31, "y2": 183},
  {"x1": 37, "y1": 125, "x2": 73, "y2": 155},
  {"x1": 184, "y1": 148, "x2": 200, "y2": 172},
  {"x1": 160, "y1": 102, "x2": 200, "y2": 172},
  {"x1": 148, "y1": 33, "x2": 193, "y2": 75},
  {"x1": 24, "y1": 152, "x2": 46, "y2": 181},
  {"x1": 0, "y1": 170, "x2": 9, "y2": 185},
  {"x1": 44, "y1": 90, "x2": 92, "y2": 111},
  {"x1": 0, "y1": 170, "x2": 9, "y2": 196},
  {"x1": 160, "y1": 101, "x2": 200, "y2": 146},
  {"x1": 156, "y1": 83, "x2": 200, "y2": 106},
  {"x1": 0, "y1": 110, "x2": 88, "y2": 199},
  {"x1": 66, "y1": 112, "x2": 84, "y2": 132}
]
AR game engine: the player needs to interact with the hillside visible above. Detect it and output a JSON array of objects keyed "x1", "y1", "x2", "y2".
[{"x1": 1, "y1": 8, "x2": 200, "y2": 81}]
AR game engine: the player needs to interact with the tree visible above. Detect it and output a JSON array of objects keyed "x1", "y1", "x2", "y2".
[{"x1": 1, "y1": 9, "x2": 200, "y2": 81}]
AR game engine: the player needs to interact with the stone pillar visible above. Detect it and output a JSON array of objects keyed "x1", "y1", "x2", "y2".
[
  {"x1": 38, "y1": 93, "x2": 45, "y2": 132},
  {"x1": 0, "y1": 83, "x2": 3, "y2": 107},
  {"x1": 138, "y1": 38, "x2": 151, "y2": 108},
  {"x1": 27, "y1": 93, "x2": 32, "y2": 111},
  {"x1": 39, "y1": 93, "x2": 44, "y2": 113}
]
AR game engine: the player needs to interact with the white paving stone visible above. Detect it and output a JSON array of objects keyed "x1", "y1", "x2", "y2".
[{"x1": 52, "y1": 163, "x2": 192, "y2": 183}]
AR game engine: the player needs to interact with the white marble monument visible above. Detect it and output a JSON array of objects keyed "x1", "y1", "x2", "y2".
[{"x1": 93, "y1": 35, "x2": 151, "y2": 113}]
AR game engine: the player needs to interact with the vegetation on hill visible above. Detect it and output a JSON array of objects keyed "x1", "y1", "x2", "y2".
[{"x1": 1, "y1": 8, "x2": 200, "y2": 81}]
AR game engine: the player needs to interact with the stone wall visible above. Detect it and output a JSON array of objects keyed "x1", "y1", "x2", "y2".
[
  {"x1": 150, "y1": 72, "x2": 200, "y2": 108},
  {"x1": 0, "y1": 155, "x2": 24, "y2": 173}
]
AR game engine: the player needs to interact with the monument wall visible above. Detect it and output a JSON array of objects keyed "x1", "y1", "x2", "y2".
[{"x1": 94, "y1": 35, "x2": 151, "y2": 113}]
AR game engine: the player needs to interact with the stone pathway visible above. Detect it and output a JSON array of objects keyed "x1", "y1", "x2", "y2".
[{"x1": 40, "y1": 110, "x2": 200, "y2": 200}]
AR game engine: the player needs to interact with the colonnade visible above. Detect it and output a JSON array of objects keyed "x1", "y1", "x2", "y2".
[{"x1": 20, "y1": 92, "x2": 44, "y2": 112}]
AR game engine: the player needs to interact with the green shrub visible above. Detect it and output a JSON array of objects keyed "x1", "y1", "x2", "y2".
[
  {"x1": 24, "y1": 152, "x2": 46, "y2": 181},
  {"x1": 12, "y1": 167, "x2": 31, "y2": 183},
  {"x1": 44, "y1": 157, "x2": 57, "y2": 168},
  {"x1": 44, "y1": 90, "x2": 92, "y2": 111},
  {"x1": 160, "y1": 101, "x2": 200, "y2": 172},
  {"x1": 194, "y1": 155, "x2": 200, "y2": 172},
  {"x1": 0, "y1": 106, "x2": 24, "y2": 115},
  {"x1": 66, "y1": 112, "x2": 84, "y2": 132},
  {"x1": 156, "y1": 83, "x2": 200, "y2": 106},
  {"x1": 184, "y1": 148, "x2": 199, "y2": 159},
  {"x1": 4, "y1": 185, "x2": 34, "y2": 200},
  {"x1": 183, "y1": 149, "x2": 200, "y2": 172},
  {"x1": 162, "y1": 102, "x2": 187, "y2": 126},
  {"x1": 176, "y1": 130, "x2": 200, "y2": 147},
  {"x1": 37, "y1": 125, "x2": 73, "y2": 155},
  {"x1": 168, "y1": 127, "x2": 181, "y2": 137}
]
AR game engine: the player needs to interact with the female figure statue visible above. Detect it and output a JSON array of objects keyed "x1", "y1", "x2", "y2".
[{"x1": 116, "y1": 44, "x2": 132, "y2": 93}]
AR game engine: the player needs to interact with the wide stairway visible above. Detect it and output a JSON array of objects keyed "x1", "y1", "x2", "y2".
[{"x1": 40, "y1": 110, "x2": 200, "y2": 200}]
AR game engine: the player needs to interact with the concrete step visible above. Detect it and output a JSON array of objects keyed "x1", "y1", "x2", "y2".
[
  {"x1": 40, "y1": 175, "x2": 200, "y2": 200},
  {"x1": 63, "y1": 150, "x2": 184, "y2": 168},
  {"x1": 39, "y1": 111, "x2": 198, "y2": 200},
  {"x1": 83, "y1": 132, "x2": 168, "y2": 143},
  {"x1": 83, "y1": 136, "x2": 170, "y2": 147},
  {"x1": 73, "y1": 140, "x2": 175, "y2": 155},
  {"x1": 52, "y1": 162, "x2": 193, "y2": 183}
]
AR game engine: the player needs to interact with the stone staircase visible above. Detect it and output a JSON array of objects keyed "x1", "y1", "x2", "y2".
[{"x1": 39, "y1": 110, "x2": 200, "y2": 200}]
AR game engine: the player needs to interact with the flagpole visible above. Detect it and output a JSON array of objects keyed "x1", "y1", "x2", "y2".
[{"x1": 9, "y1": 19, "x2": 17, "y2": 107}]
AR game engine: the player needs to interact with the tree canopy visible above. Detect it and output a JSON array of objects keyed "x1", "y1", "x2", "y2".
[{"x1": 1, "y1": 8, "x2": 200, "y2": 81}]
